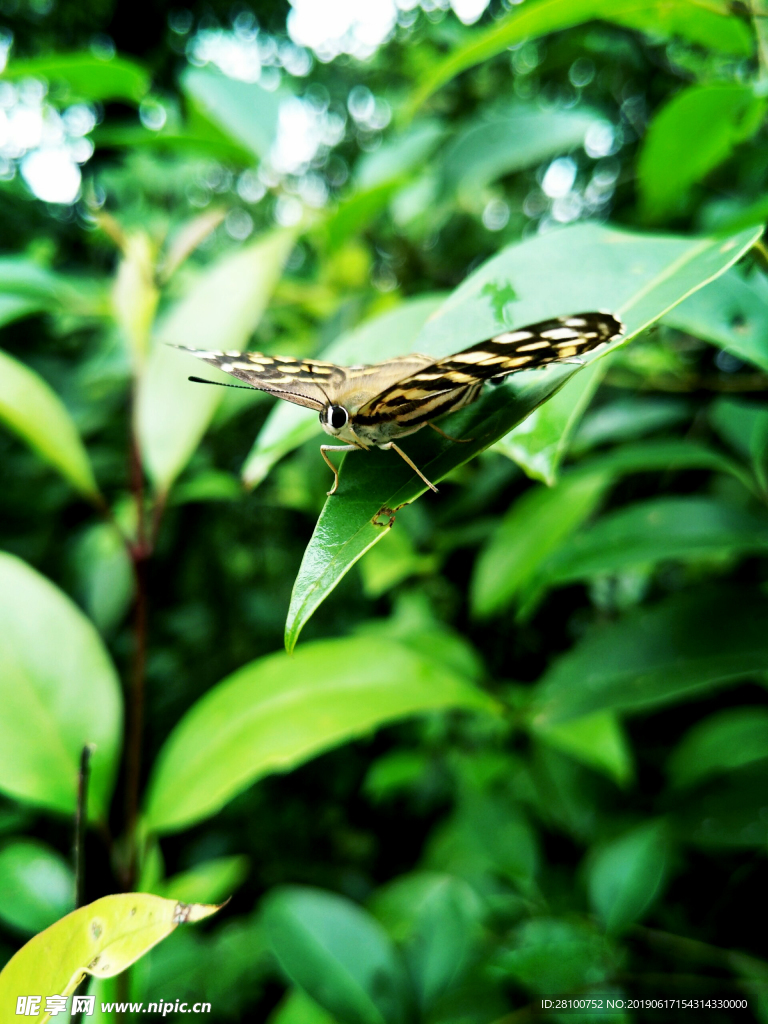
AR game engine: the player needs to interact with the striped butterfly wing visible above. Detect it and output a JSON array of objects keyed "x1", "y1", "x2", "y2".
[
  {"x1": 176, "y1": 347, "x2": 353, "y2": 411},
  {"x1": 177, "y1": 346, "x2": 439, "y2": 413},
  {"x1": 354, "y1": 312, "x2": 623, "y2": 432}
]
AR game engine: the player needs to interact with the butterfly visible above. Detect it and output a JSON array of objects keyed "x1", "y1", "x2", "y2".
[{"x1": 180, "y1": 311, "x2": 623, "y2": 495}]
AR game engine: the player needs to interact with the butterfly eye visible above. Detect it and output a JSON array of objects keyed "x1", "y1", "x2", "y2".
[{"x1": 328, "y1": 405, "x2": 349, "y2": 430}]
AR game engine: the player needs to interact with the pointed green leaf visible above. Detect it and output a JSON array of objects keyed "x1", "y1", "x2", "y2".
[
  {"x1": 668, "y1": 707, "x2": 768, "y2": 790},
  {"x1": 530, "y1": 711, "x2": 633, "y2": 786},
  {"x1": 181, "y1": 66, "x2": 282, "y2": 161},
  {"x1": 493, "y1": 354, "x2": 608, "y2": 484},
  {"x1": 405, "y1": 0, "x2": 751, "y2": 117},
  {"x1": 664, "y1": 268, "x2": 768, "y2": 373},
  {"x1": 1, "y1": 52, "x2": 149, "y2": 103},
  {"x1": 472, "y1": 469, "x2": 611, "y2": 619},
  {"x1": 473, "y1": 442, "x2": 753, "y2": 619},
  {"x1": 0, "y1": 839, "x2": 74, "y2": 935},
  {"x1": 442, "y1": 105, "x2": 603, "y2": 201},
  {"x1": 161, "y1": 855, "x2": 249, "y2": 905},
  {"x1": 638, "y1": 83, "x2": 765, "y2": 221},
  {"x1": 370, "y1": 873, "x2": 481, "y2": 1010},
  {"x1": 0, "y1": 349, "x2": 100, "y2": 499},
  {"x1": 588, "y1": 821, "x2": 668, "y2": 933},
  {"x1": 0, "y1": 553, "x2": 121, "y2": 819},
  {"x1": 144, "y1": 635, "x2": 495, "y2": 834},
  {"x1": 496, "y1": 918, "x2": 609, "y2": 995},
  {"x1": 268, "y1": 989, "x2": 338, "y2": 1024},
  {"x1": 264, "y1": 887, "x2": 412, "y2": 1024},
  {"x1": 532, "y1": 588, "x2": 768, "y2": 727},
  {"x1": 137, "y1": 228, "x2": 295, "y2": 494},
  {"x1": 537, "y1": 497, "x2": 768, "y2": 593}
]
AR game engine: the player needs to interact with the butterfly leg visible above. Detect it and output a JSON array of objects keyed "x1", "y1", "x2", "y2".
[
  {"x1": 380, "y1": 442, "x2": 439, "y2": 493},
  {"x1": 429, "y1": 422, "x2": 473, "y2": 443},
  {"x1": 320, "y1": 444, "x2": 359, "y2": 496}
]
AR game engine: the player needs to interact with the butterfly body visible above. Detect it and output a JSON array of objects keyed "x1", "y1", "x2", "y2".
[{"x1": 179, "y1": 311, "x2": 623, "y2": 494}]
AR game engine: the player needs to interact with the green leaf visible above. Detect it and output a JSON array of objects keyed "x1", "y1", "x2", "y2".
[
  {"x1": 405, "y1": 0, "x2": 751, "y2": 117},
  {"x1": 565, "y1": 437, "x2": 752, "y2": 485},
  {"x1": 673, "y1": 762, "x2": 768, "y2": 847},
  {"x1": 496, "y1": 918, "x2": 610, "y2": 996},
  {"x1": 432, "y1": 795, "x2": 539, "y2": 892},
  {"x1": 242, "y1": 295, "x2": 446, "y2": 489},
  {"x1": 1, "y1": 52, "x2": 150, "y2": 102},
  {"x1": 536, "y1": 497, "x2": 768, "y2": 593},
  {"x1": 111, "y1": 231, "x2": 159, "y2": 370},
  {"x1": 472, "y1": 468, "x2": 611, "y2": 619},
  {"x1": 473, "y1": 440, "x2": 758, "y2": 618},
  {"x1": 667, "y1": 707, "x2": 768, "y2": 790},
  {"x1": 370, "y1": 873, "x2": 481, "y2": 1010},
  {"x1": 263, "y1": 886, "x2": 412, "y2": 1024},
  {"x1": 181, "y1": 66, "x2": 282, "y2": 161},
  {"x1": 530, "y1": 711, "x2": 633, "y2": 786},
  {"x1": 92, "y1": 123, "x2": 255, "y2": 165},
  {"x1": 0, "y1": 839, "x2": 74, "y2": 935},
  {"x1": 0, "y1": 553, "x2": 122, "y2": 819},
  {"x1": 587, "y1": 821, "x2": 668, "y2": 933},
  {"x1": 136, "y1": 228, "x2": 295, "y2": 495},
  {"x1": 355, "y1": 121, "x2": 446, "y2": 190},
  {"x1": 664, "y1": 268, "x2": 768, "y2": 373},
  {"x1": 268, "y1": 989, "x2": 339, "y2": 1024},
  {"x1": 161, "y1": 855, "x2": 250, "y2": 905},
  {"x1": 710, "y1": 397, "x2": 768, "y2": 492},
  {"x1": 638, "y1": 83, "x2": 765, "y2": 221},
  {"x1": 321, "y1": 181, "x2": 404, "y2": 252},
  {"x1": 144, "y1": 635, "x2": 495, "y2": 834},
  {"x1": 573, "y1": 396, "x2": 691, "y2": 453},
  {"x1": 493, "y1": 355, "x2": 608, "y2": 484},
  {"x1": 0, "y1": 349, "x2": 100, "y2": 499},
  {"x1": 72, "y1": 522, "x2": 134, "y2": 633},
  {"x1": 0, "y1": 893, "x2": 219, "y2": 1018},
  {"x1": 0, "y1": 257, "x2": 104, "y2": 323},
  {"x1": 359, "y1": 527, "x2": 437, "y2": 599},
  {"x1": 531, "y1": 588, "x2": 768, "y2": 727},
  {"x1": 286, "y1": 224, "x2": 760, "y2": 648},
  {"x1": 442, "y1": 105, "x2": 603, "y2": 202}
]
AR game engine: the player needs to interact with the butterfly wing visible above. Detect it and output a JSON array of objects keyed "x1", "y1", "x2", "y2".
[
  {"x1": 177, "y1": 346, "x2": 438, "y2": 414},
  {"x1": 355, "y1": 312, "x2": 623, "y2": 432},
  {"x1": 177, "y1": 346, "x2": 349, "y2": 411}
]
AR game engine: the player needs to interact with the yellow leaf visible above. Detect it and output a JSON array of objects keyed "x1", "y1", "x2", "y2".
[{"x1": 0, "y1": 893, "x2": 219, "y2": 1021}]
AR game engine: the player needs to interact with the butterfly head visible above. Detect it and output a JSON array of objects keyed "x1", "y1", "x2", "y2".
[{"x1": 321, "y1": 404, "x2": 350, "y2": 436}]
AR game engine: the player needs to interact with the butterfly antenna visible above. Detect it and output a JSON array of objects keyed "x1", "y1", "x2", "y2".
[
  {"x1": 188, "y1": 376, "x2": 255, "y2": 390},
  {"x1": 309, "y1": 364, "x2": 333, "y2": 408}
]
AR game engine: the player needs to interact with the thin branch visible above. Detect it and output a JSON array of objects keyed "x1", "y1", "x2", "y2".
[
  {"x1": 70, "y1": 744, "x2": 94, "y2": 1023},
  {"x1": 122, "y1": 552, "x2": 148, "y2": 890},
  {"x1": 121, "y1": 396, "x2": 152, "y2": 891},
  {"x1": 74, "y1": 744, "x2": 94, "y2": 909}
]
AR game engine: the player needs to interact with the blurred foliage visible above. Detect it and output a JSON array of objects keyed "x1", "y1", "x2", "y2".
[{"x1": 0, "y1": 0, "x2": 768, "y2": 1021}]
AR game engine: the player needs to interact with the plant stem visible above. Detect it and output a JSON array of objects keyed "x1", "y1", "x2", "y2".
[
  {"x1": 74, "y1": 744, "x2": 93, "y2": 909},
  {"x1": 123, "y1": 551, "x2": 148, "y2": 890},
  {"x1": 70, "y1": 744, "x2": 93, "y2": 1024},
  {"x1": 122, "y1": 423, "x2": 151, "y2": 890}
]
